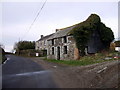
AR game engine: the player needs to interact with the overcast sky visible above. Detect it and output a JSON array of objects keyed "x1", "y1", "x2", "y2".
[{"x1": 1, "y1": 0, "x2": 119, "y2": 52}]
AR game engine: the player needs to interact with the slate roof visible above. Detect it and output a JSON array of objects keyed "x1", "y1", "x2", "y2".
[
  {"x1": 48, "y1": 25, "x2": 76, "y2": 40},
  {"x1": 47, "y1": 14, "x2": 102, "y2": 40},
  {"x1": 37, "y1": 33, "x2": 54, "y2": 41}
]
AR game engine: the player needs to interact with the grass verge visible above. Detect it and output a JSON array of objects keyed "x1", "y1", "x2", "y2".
[{"x1": 44, "y1": 51, "x2": 119, "y2": 66}]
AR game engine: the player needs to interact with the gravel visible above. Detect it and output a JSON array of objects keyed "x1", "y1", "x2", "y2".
[{"x1": 31, "y1": 57, "x2": 119, "y2": 88}]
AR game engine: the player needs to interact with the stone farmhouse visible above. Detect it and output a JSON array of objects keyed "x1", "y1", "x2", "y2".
[
  {"x1": 47, "y1": 25, "x2": 105, "y2": 60},
  {"x1": 47, "y1": 27, "x2": 77, "y2": 60},
  {"x1": 36, "y1": 14, "x2": 109, "y2": 60},
  {"x1": 35, "y1": 34, "x2": 53, "y2": 50}
]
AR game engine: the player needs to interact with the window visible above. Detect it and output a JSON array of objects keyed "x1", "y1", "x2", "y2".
[
  {"x1": 37, "y1": 46, "x2": 39, "y2": 50},
  {"x1": 44, "y1": 41, "x2": 45, "y2": 45},
  {"x1": 64, "y1": 46, "x2": 67, "y2": 54},
  {"x1": 52, "y1": 39, "x2": 54, "y2": 45},
  {"x1": 52, "y1": 47, "x2": 54, "y2": 55},
  {"x1": 63, "y1": 36, "x2": 67, "y2": 43},
  {"x1": 40, "y1": 42, "x2": 42, "y2": 46}
]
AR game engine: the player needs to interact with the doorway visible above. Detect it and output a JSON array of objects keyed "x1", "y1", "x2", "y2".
[{"x1": 57, "y1": 47, "x2": 60, "y2": 60}]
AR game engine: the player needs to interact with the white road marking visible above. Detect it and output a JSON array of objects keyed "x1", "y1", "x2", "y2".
[
  {"x1": 13, "y1": 70, "x2": 51, "y2": 77},
  {"x1": 3, "y1": 57, "x2": 10, "y2": 64},
  {"x1": 7, "y1": 57, "x2": 10, "y2": 60}
]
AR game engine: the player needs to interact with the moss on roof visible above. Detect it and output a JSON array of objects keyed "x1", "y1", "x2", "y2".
[
  {"x1": 68, "y1": 14, "x2": 101, "y2": 34},
  {"x1": 48, "y1": 14, "x2": 101, "y2": 40}
]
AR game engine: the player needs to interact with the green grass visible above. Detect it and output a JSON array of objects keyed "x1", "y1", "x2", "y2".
[{"x1": 44, "y1": 52, "x2": 119, "y2": 66}]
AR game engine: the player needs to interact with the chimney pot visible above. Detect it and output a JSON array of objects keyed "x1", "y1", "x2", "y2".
[
  {"x1": 56, "y1": 29, "x2": 60, "y2": 32},
  {"x1": 41, "y1": 35, "x2": 44, "y2": 39}
]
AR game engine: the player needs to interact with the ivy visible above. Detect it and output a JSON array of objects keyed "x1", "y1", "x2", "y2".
[
  {"x1": 69, "y1": 14, "x2": 114, "y2": 56},
  {"x1": 99, "y1": 23, "x2": 114, "y2": 48},
  {"x1": 72, "y1": 26, "x2": 92, "y2": 56}
]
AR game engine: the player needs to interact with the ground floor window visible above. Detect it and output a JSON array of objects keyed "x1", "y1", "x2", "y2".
[
  {"x1": 64, "y1": 46, "x2": 67, "y2": 54},
  {"x1": 37, "y1": 46, "x2": 39, "y2": 50},
  {"x1": 52, "y1": 47, "x2": 54, "y2": 55}
]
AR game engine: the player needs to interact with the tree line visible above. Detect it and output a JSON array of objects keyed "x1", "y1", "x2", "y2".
[{"x1": 14, "y1": 41, "x2": 35, "y2": 54}]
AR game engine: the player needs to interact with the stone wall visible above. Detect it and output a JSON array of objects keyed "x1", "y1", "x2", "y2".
[
  {"x1": 35, "y1": 40, "x2": 48, "y2": 50},
  {"x1": 35, "y1": 41, "x2": 39, "y2": 50},
  {"x1": 47, "y1": 35, "x2": 77, "y2": 60}
]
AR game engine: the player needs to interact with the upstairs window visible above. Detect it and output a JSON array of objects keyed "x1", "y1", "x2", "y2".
[
  {"x1": 52, "y1": 39, "x2": 54, "y2": 45},
  {"x1": 63, "y1": 36, "x2": 67, "y2": 43},
  {"x1": 52, "y1": 47, "x2": 54, "y2": 55},
  {"x1": 44, "y1": 41, "x2": 46, "y2": 45},
  {"x1": 64, "y1": 46, "x2": 67, "y2": 54}
]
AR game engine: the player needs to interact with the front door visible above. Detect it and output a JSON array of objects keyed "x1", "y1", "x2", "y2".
[{"x1": 57, "y1": 47, "x2": 60, "y2": 60}]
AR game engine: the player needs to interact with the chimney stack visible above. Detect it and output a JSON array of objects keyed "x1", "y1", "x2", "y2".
[
  {"x1": 41, "y1": 35, "x2": 44, "y2": 39},
  {"x1": 56, "y1": 29, "x2": 60, "y2": 32}
]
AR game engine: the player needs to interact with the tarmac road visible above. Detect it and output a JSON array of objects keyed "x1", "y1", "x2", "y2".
[{"x1": 2, "y1": 55, "x2": 57, "y2": 88}]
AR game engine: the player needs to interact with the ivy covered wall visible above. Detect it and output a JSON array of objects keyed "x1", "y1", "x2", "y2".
[{"x1": 69, "y1": 14, "x2": 114, "y2": 56}]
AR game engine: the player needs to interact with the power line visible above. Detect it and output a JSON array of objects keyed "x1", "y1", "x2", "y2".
[{"x1": 22, "y1": 0, "x2": 47, "y2": 40}]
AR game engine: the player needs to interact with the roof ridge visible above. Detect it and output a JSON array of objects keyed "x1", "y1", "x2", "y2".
[
  {"x1": 59, "y1": 23, "x2": 79, "y2": 31},
  {"x1": 37, "y1": 33, "x2": 54, "y2": 41}
]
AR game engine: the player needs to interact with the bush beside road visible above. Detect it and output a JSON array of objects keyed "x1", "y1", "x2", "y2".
[{"x1": 0, "y1": 47, "x2": 7, "y2": 64}]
